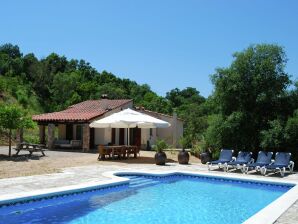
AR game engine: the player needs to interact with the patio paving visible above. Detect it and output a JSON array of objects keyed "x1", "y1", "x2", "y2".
[{"x1": 0, "y1": 148, "x2": 297, "y2": 223}]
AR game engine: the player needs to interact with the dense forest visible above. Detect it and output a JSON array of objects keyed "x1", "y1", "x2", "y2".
[{"x1": 0, "y1": 43, "x2": 298, "y2": 163}]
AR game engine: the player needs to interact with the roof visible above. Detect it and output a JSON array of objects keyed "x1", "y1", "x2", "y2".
[
  {"x1": 135, "y1": 107, "x2": 183, "y2": 121},
  {"x1": 32, "y1": 99, "x2": 132, "y2": 122}
]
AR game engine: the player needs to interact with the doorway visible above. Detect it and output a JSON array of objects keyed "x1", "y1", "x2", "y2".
[
  {"x1": 66, "y1": 124, "x2": 73, "y2": 140},
  {"x1": 119, "y1": 128, "x2": 125, "y2": 145},
  {"x1": 130, "y1": 128, "x2": 141, "y2": 147}
]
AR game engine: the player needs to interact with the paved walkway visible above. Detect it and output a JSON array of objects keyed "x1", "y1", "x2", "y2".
[{"x1": 0, "y1": 160, "x2": 297, "y2": 223}]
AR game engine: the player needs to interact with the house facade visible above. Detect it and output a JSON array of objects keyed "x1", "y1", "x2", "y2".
[{"x1": 32, "y1": 99, "x2": 183, "y2": 151}]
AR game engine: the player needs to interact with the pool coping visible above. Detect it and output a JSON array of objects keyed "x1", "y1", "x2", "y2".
[{"x1": 0, "y1": 170, "x2": 297, "y2": 224}]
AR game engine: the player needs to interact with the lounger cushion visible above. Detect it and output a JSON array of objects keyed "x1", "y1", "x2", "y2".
[
  {"x1": 273, "y1": 152, "x2": 291, "y2": 166},
  {"x1": 209, "y1": 149, "x2": 233, "y2": 165},
  {"x1": 266, "y1": 164, "x2": 288, "y2": 169},
  {"x1": 227, "y1": 161, "x2": 248, "y2": 166},
  {"x1": 255, "y1": 151, "x2": 273, "y2": 164},
  {"x1": 219, "y1": 149, "x2": 233, "y2": 161},
  {"x1": 247, "y1": 162, "x2": 269, "y2": 168},
  {"x1": 210, "y1": 159, "x2": 231, "y2": 165},
  {"x1": 265, "y1": 152, "x2": 291, "y2": 170}
]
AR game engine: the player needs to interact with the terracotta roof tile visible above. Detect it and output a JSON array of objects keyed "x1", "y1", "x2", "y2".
[
  {"x1": 32, "y1": 99, "x2": 132, "y2": 122},
  {"x1": 135, "y1": 107, "x2": 183, "y2": 121}
]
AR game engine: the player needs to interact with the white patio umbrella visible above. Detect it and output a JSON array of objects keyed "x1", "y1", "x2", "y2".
[{"x1": 89, "y1": 108, "x2": 170, "y2": 145}]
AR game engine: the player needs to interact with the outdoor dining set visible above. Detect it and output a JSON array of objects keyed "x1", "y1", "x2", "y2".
[
  {"x1": 207, "y1": 149, "x2": 295, "y2": 177},
  {"x1": 98, "y1": 145, "x2": 140, "y2": 160}
]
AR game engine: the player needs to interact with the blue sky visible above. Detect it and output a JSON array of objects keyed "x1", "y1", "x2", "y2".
[{"x1": 1, "y1": 0, "x2": 297, "y2": 97}]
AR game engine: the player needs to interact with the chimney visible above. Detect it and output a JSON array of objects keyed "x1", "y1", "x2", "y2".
[
  {"x1": 101, "y1": 94, "x2": 108, "y2": 99},
  {"x1": 100, "y1": 94, "x2": 109, "y2": 110}
]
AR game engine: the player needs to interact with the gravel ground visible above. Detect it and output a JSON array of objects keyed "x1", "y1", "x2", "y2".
[{"x1": 0, "y1": 146, "x2": 199, "y2": 179}]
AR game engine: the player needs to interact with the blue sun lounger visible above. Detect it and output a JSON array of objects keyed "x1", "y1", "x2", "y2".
[
  {"x1": 242, "y1": 151, "x2": 273, "y2": 174},
  {"x1": 261, "y1": 152, "x2": 294, "y2": 177},
  {"x1": 207, "y1": 149, "x2": 234, "y2": 171},
  {"x1": 224, "y1": 151, "x2": 253, "y2": 172}
]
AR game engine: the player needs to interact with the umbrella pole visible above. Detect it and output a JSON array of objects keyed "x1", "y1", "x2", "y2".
[{"x1": 127, "y1": 128, "x2": 130, "y2": 146}]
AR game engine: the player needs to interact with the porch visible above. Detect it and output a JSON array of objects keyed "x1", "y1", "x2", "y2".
[
  {"x1": 38, "y1": 123, "x2": 90, "y2": 151},
  {"x1": 37, "y1": 123, "x2": 149, "y2": 151}
]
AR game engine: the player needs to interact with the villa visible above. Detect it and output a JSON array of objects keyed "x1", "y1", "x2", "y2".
[{"x1": 32, "y1": 97, "x2": 183, "y2": 151}]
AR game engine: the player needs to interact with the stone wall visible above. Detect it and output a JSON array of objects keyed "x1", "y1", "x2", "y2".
[
  {"x1": 47, "y1": 123, "x2": 55, "y2": 149},
  {"x1": 82, "y1": 124, "x2": 90, "y2": 152}
]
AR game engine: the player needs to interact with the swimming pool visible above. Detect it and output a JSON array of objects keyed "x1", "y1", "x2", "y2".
[{"x1": 0, "y1": 173, "x2": 294, "y2": 224}]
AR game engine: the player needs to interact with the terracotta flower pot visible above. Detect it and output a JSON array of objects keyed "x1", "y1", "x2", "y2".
[
  {"x1": 155, "y1": 151, "x2": 167, "y2": 165},
  {"x1": 178, "y1": 150, "x2": 189, "y2": 164}
]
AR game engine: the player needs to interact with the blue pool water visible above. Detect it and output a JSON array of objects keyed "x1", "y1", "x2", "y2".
[{"x1": 0, "y1": 175, "x2": 292, "y2": 224}]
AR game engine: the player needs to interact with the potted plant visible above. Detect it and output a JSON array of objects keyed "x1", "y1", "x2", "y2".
[
  {"x1": 178, "y1": 136, "x2": 190, "y2": 164},
  {"x1": 153, "y1": 139, "x2": 168, "y2": 165},
  {"x1": 199, "y1": 147, "x2": 212, "y2": 164},
  {"x1": 190, "y1": 136, "x2": 212, "y2": 164}
]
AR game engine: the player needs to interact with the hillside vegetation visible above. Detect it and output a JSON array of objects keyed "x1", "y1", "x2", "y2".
[{"x1": 0, "y1": 43, "x2": 298, "y2": 164}]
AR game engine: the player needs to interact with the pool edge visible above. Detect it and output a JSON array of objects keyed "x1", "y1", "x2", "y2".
[
  {"x1": 105, "y1": 170, "x2": 298, "y2": 224},
  {"x1": 0, "y1": 170, "x2": 297, "y2": 224}
]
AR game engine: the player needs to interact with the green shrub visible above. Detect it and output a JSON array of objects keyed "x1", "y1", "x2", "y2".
[
  {"x1": 153, "y1": 139, "x2": 168, "y2": 153},
  {"x1": 211, "y1": 149, "x2": 221, "y2": 160},
  {"x1": 23, "y1": 135, "x2": 39, "y2": 144},
  {"x1": 179, "y1": 136, "x2": 192, "y2": 149},
  {"x1": 191, "y1": 141, "x2": 204, "y2": 155}
]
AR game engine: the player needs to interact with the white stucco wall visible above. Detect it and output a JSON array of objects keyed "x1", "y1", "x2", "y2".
[
  {"x1": 156, "y1": 115, "x2": 175, "y2": 146},
  {"x1": 140, "y1": 111, "x2": 184, "y2": 148},
  {"x1": 94, "y1": 128, "x2": 105, "y2": 145},
  {"x1": 92, "y1": 101, "x2": 133, "y2": 146},
  {"x1": 91, "y1": 101, "x2": 183, "y2": 148},
  {"x1": 141, "y1": 129, "x2": 150, "y2": 145}
]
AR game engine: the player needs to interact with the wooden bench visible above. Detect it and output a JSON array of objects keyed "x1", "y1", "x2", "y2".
[
  {"x1": 54, "y1": 140, "x2": 82, "y2": 149},
  {"x1": 14, "y1": 143, "x2": 46, "y2": 156}
]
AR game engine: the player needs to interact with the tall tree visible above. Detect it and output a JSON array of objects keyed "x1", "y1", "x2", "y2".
[{"x1": 209, "y1": 44, "x2": 291, "y2": 151}]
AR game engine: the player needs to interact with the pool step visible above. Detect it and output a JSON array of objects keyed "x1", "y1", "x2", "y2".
[
  {"x1": 124, "y1": 176, "x2": 160, "y2": 189},
  {"x1": 130, "y1": 179, "x2": 158, "y2": 185}
]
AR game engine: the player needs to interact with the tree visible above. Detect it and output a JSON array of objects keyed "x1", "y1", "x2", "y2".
[
  {"x1": 0, "y1": 104, "x2": 35, "y2": 157},
  {"x1": 51, "y1": 71, "x2": 82, "y2": 110},
  {"x1": 209, "y1": 44, "x2": 291, "y2": 152},
  {"x1": 166, "y1": 87, "x2": 205, "y2": 108},
  {"x1": 260, "y1": 119, "x2": 285, "y2": 150},
  {"x1": 285, "y1": 110, "x2": 298, "y2": 147},
  {"x1": 0, "y1": 44, "x2": 22, "y2": 59},
  {"x1": 165, "y1": 87, "x2": 207, "y2": 142}
]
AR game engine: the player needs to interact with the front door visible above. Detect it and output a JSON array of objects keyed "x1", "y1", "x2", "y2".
[
  {"x1": 90, "y1": 128, "x2": 95, "y2": 149},
  {"x1": 130, "y1": 128, "x2": 141, "y2": 146},
  {"x1": 111, "y1": 128, "x2": 116, "y2": 145},
  {"x1": 66, "y1": 124, "x2": 73, "y2": 140},
  {"x1": 135, "y1": 128, "x2": 141, "y2": 148},
  {"x1": 119, "y1": 128, "x2": 125, "y2": 145}
]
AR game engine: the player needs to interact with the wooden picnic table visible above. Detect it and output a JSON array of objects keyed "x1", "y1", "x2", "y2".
[
  {"x1": 98, "y1": 145, "x2": 139, "y2": 160},
  {"x1": 14, "y1": 143, "x2": 46, "y2": 156}
]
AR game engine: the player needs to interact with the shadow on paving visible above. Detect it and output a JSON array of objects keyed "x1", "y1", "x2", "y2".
[
  {"x1": 50, "y1": 148, "x2": 98, "y2": 154},
  {"x1": 210, "y1": 167, "x2": 295, "y2": 178},
  {"x1": 98, "y1": 156, "x2": 176, "y2": 164},
  {"x1": 0, "y1": 154, "x2": 42, "y2": 162}
]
